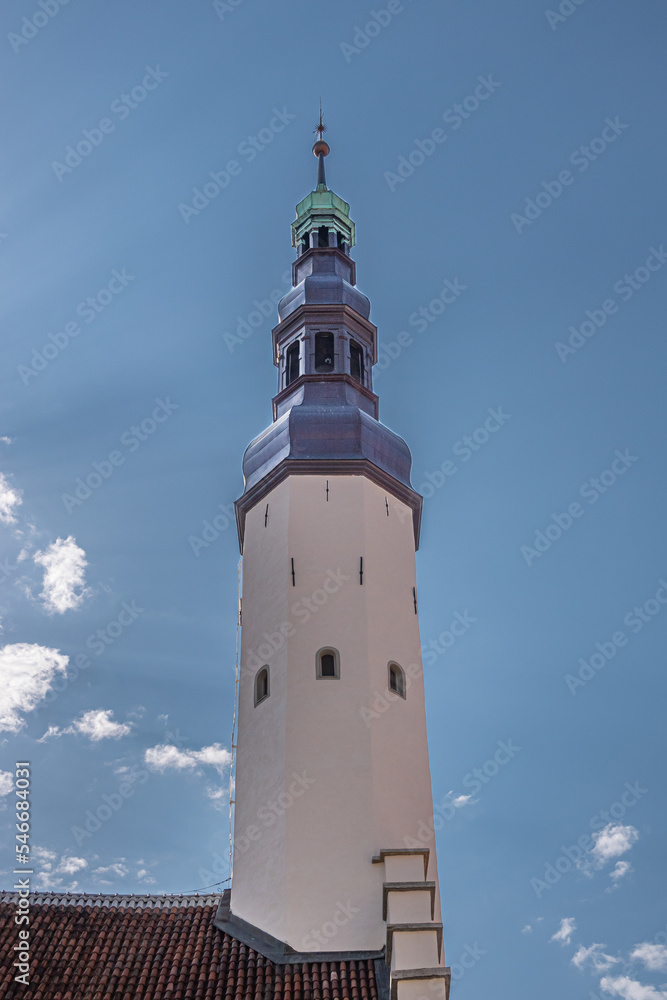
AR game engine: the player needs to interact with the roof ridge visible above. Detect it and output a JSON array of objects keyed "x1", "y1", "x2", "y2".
[{"x1": 0, "y1": 891, "x2": 222, "y2": 909}]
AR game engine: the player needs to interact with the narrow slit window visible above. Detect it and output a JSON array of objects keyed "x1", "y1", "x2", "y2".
[
  {"x1": 318, "y1": 225, "x2": 329, "y2": 247},
  {"x1": 255, "y1": 666, "x2": 270, "y2": 706},
  {"x1": 388, "y1": 662, "x2": 406, "y2": 699},
  {"x1": 317, "y1": 647, "x2": 340, "y2": 679},
  {"x1": 350, "y1": 341, "x2": 364, "y2": 384},
  {"x1": 286, "y1": 342, "x2": 300, "y2": 386},
  {"x1": 315, "y1": 332, "x2": 335, "y2": 372}
]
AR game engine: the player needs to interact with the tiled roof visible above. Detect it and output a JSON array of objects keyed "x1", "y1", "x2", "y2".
[{"x1": 0, "y1": 892, "x2": 380, "y2": 1000}]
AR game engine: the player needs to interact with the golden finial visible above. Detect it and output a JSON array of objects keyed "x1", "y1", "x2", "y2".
[{"x1": 312, "y1": 99, "x2": 330, "y2": 159}]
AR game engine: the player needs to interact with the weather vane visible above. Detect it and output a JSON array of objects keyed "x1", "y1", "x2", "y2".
[{"x1": 313, "y1": 99, "x2": 327, "y2": 139}]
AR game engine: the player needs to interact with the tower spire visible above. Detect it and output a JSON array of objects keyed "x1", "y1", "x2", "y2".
[{"x1": 312, "y1": 99, "x2": 330, "y2": 191}]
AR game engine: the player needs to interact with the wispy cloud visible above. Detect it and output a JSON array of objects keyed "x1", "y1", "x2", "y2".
[
  {"x1": 144, "y1": 742, "x2": 231, "y2": 776},
  {"x1": 630, "y1": 944, "x2": 667, "y2": 973},
  {"x1": 33, "y1": 536, "x2": 89, "y2": 614},
  {"x1": 551, "y1": 918, "x2": 576, "y2": 946},
  {"x1": 0, "y1": 770, "x2": 13, "y2": 796},
  {"x1": 93, "y1": 863, "x2": 129, "y2": 878},
  {"x1": 0, "y1": 472, "x2": 22, "y2": 525},
  {"x1": 0, "y1": 643, "x2": 68, "y2": 733},
  {"x1": 599, "y1": 976, "x2": 667, "y2": 999},
  {"x1": 607, "y1": 860, "x2": 633, "y2": 892},
  {"x1": 572, "y1": 943, "x2": 620, "y2": 972},
  {"x1": 39, "y1": 709, "x2": 133, "y2": 743}
]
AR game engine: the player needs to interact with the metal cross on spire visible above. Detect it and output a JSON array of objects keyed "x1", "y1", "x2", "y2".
[
  {"x1": 313, "y1": 98, "x2": 327, "y2": 139},
  {"x1": 312, "y1": 99, "x2": 330, "y2": 188}
]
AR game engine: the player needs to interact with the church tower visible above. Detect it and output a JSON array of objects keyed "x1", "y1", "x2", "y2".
[{"x1": 222, "y1": 125, "x2": 450, "y2": 1000}]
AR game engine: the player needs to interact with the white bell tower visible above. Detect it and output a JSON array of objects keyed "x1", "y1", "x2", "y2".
[{"x1": 221, "y1": 127, "x2": 451, "y2": 1000}]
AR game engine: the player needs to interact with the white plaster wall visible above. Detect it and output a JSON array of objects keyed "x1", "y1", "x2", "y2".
[{"x1": 231, "y1": 474, "x2": 443, "y2": 953}]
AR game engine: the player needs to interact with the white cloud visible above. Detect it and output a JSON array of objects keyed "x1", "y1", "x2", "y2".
[
  {"x1": 452, "y1": 794, "x2": 473, "y2": 808},
  {"x1": 206, "y1": 786, "x2": 226, "y2": 799},
  {"x1": 599, "y1": 976, "x2": 667, "y2": 999},
  {"x1": 0, "y1": 437, "x2": 12, "y2": 445},
  {"x1": 607, "y1": 860, "x2": 633, "y2": 891},
  {"x1": 137, "y1": 867, "x2": 156, "y2": 884},
  {"x1": 551, "y1": 918, "x2": 577, "y2": 946},
  {"x1": 37, "y1": 724, "x2": 63, "y2": 742},
  {"x1": 0, "y1": 643, "x2": 68, "y2": 732},
  {"x1": 631, "y1": 944, "x2": 667, "y2": 973},
  {"x1": 591, "y1": 824, "x2": 639, "y2": 868},
  {"x1": 39, "y1": 709, "x2": 132, "y2": 743},
  {"x1": 0, "y1": 472, "x2": 22, "y2": 524},
  {"x1": 73, "y1": 709, "x2": 132, "y2": 742},
  {"x1": 521, "y1": 925, "x2": 533, "y2": 935},
  {"x1": 93, "y1": 863, "x2": 129, "y2": 878},
  {"x1": 33, "y1": 536, "x2": 89, "y2": 614},
  {"x1": 32, "y1": 847, "x2": 57, "y2": 870},
  {"x1": 572, "y1": 943, "x2": 620, "y2": 972},
  {"x1": 144, "y1": 742, "x2": 231, "y2": 776},
  {"x1": 0, "y1": 770, "x2": 13, "y2": 796},
  {"x1": 32, "y1": 849, "x2": 87, "y2": 888},
  {"x1": 57, "y1": 857, "x2": 87, "y2": 875}
]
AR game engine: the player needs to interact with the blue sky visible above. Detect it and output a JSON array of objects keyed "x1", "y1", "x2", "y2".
[{"x1": 1, "y1": 0, "x2": 666, "y2": 996}]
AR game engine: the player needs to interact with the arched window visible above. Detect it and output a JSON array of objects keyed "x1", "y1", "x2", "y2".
[
  {"x1": 254, "y1": 666, "x2": 270, "y2": 706},
  {"x1": 315, "y1": 332, "x2": 335, "y2": 372},
  {"x1": 286, "y1": 342, "x2": 300, "y2": 386},
  {"x1": 316, "y1": 647, "x2": 340, "y2": 679},
  {"x1": 350, "y1": 340, "x2": 365, "y2": 384},
  {"x1": 388, "y1": 662, "x2": 406, "y2": 699}
]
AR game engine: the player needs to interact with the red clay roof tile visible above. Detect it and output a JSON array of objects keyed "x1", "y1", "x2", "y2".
[{"x1": 0, "y1": 894, "x2": 380, "y2": 1000}]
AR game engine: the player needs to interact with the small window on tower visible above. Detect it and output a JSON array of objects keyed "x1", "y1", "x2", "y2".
[
  {"x1": 316, "y1": 647, "x2": 340, "y2": 679},
  {"x1": 388, "y1": 662, "x2": 406, "y2": 699},
  {"x1": 315, "y1": 332, "x2": 335, "y2": 372},
  {"x1": 255, "y1": 666, "x2": 270, "y2": 706},
  {"x1": 350, "y1": 341, "x2": 365, "y2": 384},
  {"x1": 318, "y1": 225, "x2": 329, "y2": 247},
  {"x1": 286, "y1": 342, "x2": 300, "y2": 386}
]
